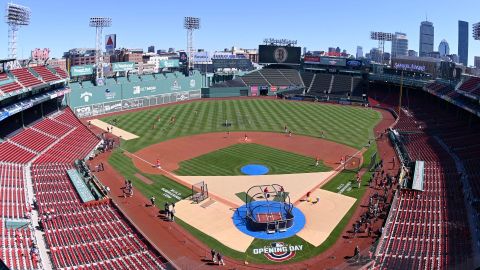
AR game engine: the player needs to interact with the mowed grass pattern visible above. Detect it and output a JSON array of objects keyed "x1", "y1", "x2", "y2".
[
  {"x1": 174, "y1": 143, "x2": 330, "y2": 176},
  {"x1": 101, "y1": 99, "x2": 381, "y2": 152}
]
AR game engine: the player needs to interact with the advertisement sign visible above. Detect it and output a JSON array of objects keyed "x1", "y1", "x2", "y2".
[
  {"x1": 0, "y1": 111, "x2": 10, "y2": 121},
  {"x1": 112, "y1": 62, "x2": 135, "y2": 72},
  {"x1": 393, "y1": 62, "x2": 426, "y2": 72},
  {"x1": 70, "y1": 65, "x2": 94, "y2": 77},
  {"x1": 211, "y1": 52, "x2": 247, "y2": 59},
  {"x1": 319, "y1": 57, "x2": 347, "y2": 67},
  {"x1": 304, "y1": 56, "x2": 320, "y2": 63},
  {"x1": 270, "y1": 86, "x2": 277, "y2": 92},
  {"x1": 252, "y1": 242, "x2": 303, "y2": 262},
  {"x1": 346, "y1": 60, "x2": 362, "y2": 68},
  {"x1": 74, "y1": 106, "x2": 93, "y2": 118},
  {"x1": 179, "y1": 52, "x2": 188, "y2": 63},
  {"x1": 250, "y1": 86, "x2": 258, "y2": 96},
  {"x1": 31, "y1": 48, "x2": 50, "y2": 61},
  {"x1": 105, "y1": 34, "x2": 116, "y2": 53},
  {"x1": 258, "y1": 45, "x2": 301, "y2": 65},
  {"x1": 212, "y1": 58, "x2": 253, "y2": 70},
  {"x1": 159, "y1": 59, "x2": 180, "y2": 68},
  {"x1": 193, "y1": 51, "x2": 211, "y2": 63}
]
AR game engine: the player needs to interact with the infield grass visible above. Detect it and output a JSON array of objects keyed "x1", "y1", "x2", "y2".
[
  {"x1": 175, "y1": 143, "x2": 330, "y2": 176},
  {"x1": 101, "y1": 99, "x2": 381, "y2": 152}
]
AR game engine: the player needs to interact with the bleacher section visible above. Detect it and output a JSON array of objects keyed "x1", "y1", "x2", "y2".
[
  {"x1": 0, "y1": 108, "x2": 170, "y2": 269},
  {"x1": 32, "y1": 164, "x2": 167, "y2": 269},
  {"x1": 352, "y1": 77, "x2": 363, "y2": 96},
  {"x1": 10, "y1": 129, "x2": 57, "y2": 153},
  {"x1": 330, "y1": 74, "x2": 351, "y2": 95},
  {"x1": 278, "y1": 69, "x2": 303, "y2": 86},
  {"x1": 31, "y1": 66, "x2": 62, "y2": 83},
  {"x1": 0, "y1": 81, "x2": 23, "y2": 95},
  {"x1": 309, "y1": 73, "x2": 332, "y2": 95},
  {"x1": 0, "y1": 163, "x2": 39, "y2": 269},
  {"x1": 240, "y1": 70, "x2": 269, "y2": 86},
  {"x1": 52, "y1": 67, "x2": 68, "y2": 79},
  {"x1": 371, "y1": 88, "x2": 478, "y2": 269},
  {"x1": 300, "y1": 72, "x2": 314, "y2": 90},
  {"x1": 240, "y1": 68, "x2": 304, "y2": 87},
  {"x1": 10, "y1": 68, "x2": 44, "y2": 88}
]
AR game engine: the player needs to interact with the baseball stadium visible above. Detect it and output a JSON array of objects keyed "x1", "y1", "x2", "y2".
[{"x1": 1, "y1": 2, "x2": 480, "y2": 270}]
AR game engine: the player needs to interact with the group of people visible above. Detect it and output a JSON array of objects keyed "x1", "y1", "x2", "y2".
[
  {"x1": 210, "y1": 249, "x2": 225, "y2": 266},
  {"x1": 164, "y1": 202, "x2": 176, "y2": 221},
  {"x1": 123, "y1": 179, "x2": 134, "y2": 197}
]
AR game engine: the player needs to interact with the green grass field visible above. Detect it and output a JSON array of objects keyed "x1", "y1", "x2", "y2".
[
  {"x1": 107, "y1": 141, "x2": 380, "y2": 265},
  {"x1": 104, "y1": 99, "x2": 382, "y2": 265},
  {"x1": 101, "y1": 99, "x2": 381, "y2": 152},
  {"x1": 175, "y1": 143, "x2": 330, "y2": 175}
]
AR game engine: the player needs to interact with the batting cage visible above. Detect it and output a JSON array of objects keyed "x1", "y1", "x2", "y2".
[
  {"x1": 245, "y1": 184, "x2": 294, "y2": 233},
  {"x1": 343, "y1": 155, "x2": 362, "y2": 172},
  {"x1": 191, "y1": 181, "x2": 208, "y2": 203}
]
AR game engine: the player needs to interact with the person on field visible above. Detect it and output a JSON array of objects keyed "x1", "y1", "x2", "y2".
[
  {"x1": 150, "y1": 196, "x2": 156, "y2": 207},
  {"x1": 211, "y1": 249, "x2": 217, "y2": 263},
  {"x1": 315, "y1": 156, "x2": 320, "y2": 167},
  {"x1": 244, "y1": 133, "x2": 248, "y2": 142},
  {"x1": 217, "y1": 252, "x2": 225, "y2": 266}
]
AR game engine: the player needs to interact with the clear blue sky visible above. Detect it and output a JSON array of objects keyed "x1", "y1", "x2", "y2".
[{"x1": 1, "y1": 0, "x2": 480, "y2": 65}]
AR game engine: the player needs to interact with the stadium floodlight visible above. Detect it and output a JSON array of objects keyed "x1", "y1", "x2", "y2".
[
  {"x1": 370, "y1": 31, "x2": 393, "y2": 64},
  {"x1": 473, "y1": 22, "x2": 480, "y2": 40},
  {"x1": 5, "y1": 3, "x2": 31, "y2": 68},
  {"x1": 184, "y1": 17, "x2": 200, "y2": 71},
  {"x1": 89, "y1": 17, "x2": 112, "y2": 81}
]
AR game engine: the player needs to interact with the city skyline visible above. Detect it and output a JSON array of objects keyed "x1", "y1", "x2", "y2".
[{"x1": 0, "y1": 0, "x2": 479, "y2": 65}]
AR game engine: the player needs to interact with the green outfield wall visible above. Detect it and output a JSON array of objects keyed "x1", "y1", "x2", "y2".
[{"x1": 68, "y1": 71, "x2": 202, "y2": 118}]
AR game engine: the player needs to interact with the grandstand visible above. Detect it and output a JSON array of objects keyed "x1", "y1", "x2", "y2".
[
  {"x1": 0, "y1": 65, "x2": 173, "y2": 269},
  {"x1": 370, "y1": 83, "x2": 480, "y2": 269},
  {"x1": 239, "y1": 68, "x2": 304, "y2": 88}
]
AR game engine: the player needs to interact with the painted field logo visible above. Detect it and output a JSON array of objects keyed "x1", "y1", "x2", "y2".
[{"x1": 252, "y1": 242, "x2": 302, "y2": 262}]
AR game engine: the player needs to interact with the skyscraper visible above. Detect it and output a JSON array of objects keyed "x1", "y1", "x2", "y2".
[
  {"x1": 438, "y1": 39, "x2": 450, "y2": 57},
  {"x1": 458, "y1": 20, "x2": 469, "y2": 66},
  {"x1": 391, "y1": 32, "x2": 408, "y2": 58},
  {"x1": 356, "y1": 46, "x2": 363, "y2": 59},
  {"x1": 419, "y1": 21, "x2": 434, "y2": 57},
  {"x1": 475, "y1": 56, "x2": 480, "y2": 68}
]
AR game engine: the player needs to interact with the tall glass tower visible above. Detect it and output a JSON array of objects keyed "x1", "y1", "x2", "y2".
[
  {"x1": 419, "y1": 21, "x2": 434, "y2": 57},
  {"x1": 458, "y1": 20, "x2": 469, "y2": 66}
]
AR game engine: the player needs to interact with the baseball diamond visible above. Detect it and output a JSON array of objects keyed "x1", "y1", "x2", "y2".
[{"x1": 0, "y1": 4, "x2": 479, "y2": 270}]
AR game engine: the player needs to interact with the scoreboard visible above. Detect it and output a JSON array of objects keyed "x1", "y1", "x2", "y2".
[{"x1": 259, "y1": 45, "x2": 301, "y2": 65}]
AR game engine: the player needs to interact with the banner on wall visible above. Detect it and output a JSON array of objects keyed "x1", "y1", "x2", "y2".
[
  {"x1": 112, "y1": 62, "x2": 135, "y2": 72},
  {"x1": 70, "y1": 65, "x2": 94, "y2": 77},
  {"x1": 250, "y1": 86, "x2": 258, "y2": 96}
]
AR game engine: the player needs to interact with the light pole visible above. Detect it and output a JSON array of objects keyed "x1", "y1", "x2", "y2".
[
  {"x1": 184, "y1": 17, "x2": 200, "y2": 72},
  {"x1": 5, "y1": 3, "x2": 30, "y2": 68},
  {"x1": 89, "y1": 17, "x2": 112, "y2": 83}
]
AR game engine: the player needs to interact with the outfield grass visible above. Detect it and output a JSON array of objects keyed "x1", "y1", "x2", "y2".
[
  {"x1": 101, "y1": 99, "x2": 381, "y2": 152},
  {"x1": 175, "y1": 143, "x2": 330, "y2": 176}
]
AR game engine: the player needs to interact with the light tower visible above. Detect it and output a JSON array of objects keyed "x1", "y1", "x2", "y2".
[
  {"x1": 184, "y1": 17, "x2": 200, "y2": 71},
  {"x1": 5, "y1": 3, "x2": 30, "y2": 68},
  {"x1": 89, "y1": 17, "x2": 111, "y2": 83},
  {"x1": 370, "y1": 31, "x2": 393, "y2": 64},
  {"x1": 474, "y1": 22, "x2": 480, "y2": 42}
]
